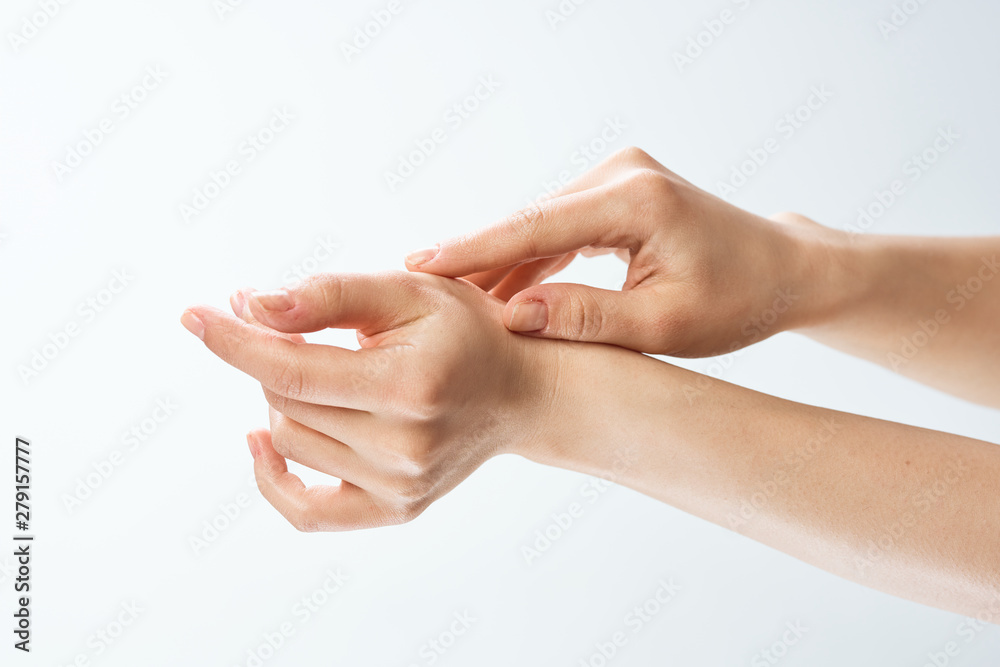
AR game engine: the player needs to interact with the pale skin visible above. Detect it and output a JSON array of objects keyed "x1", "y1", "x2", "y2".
[{"x1": 181, "y1": 147, "x2": 1000, "y2": 621}]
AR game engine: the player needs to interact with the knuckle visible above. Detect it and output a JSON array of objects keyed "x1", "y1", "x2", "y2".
[
  {"x1": 561, "y1": 289, "x2": 604, "y2": 341},
  {"x1": 269, "y1": 428, "x2": 296, "y2": 460},
  {"x1": 627, "y1": 167, "x2": 674, "y2": 199},
  {"x1": 395, "y1": 497, "x2": 430, "y2": 525},
  {"x1": 502, "y1": 204, "x2": 546, "y2": 255},
  {"x1": 263, "y1": 388, "x2": 290, "y2": 413},
  {"x1": 396, "y1": 433, "x2": 436, "y2": 470},
  {"x1": 291, "y1": 514, "x2": 320, "y2": 533},
  {"x1": 621, "y1": 169, "x2": 681, "y2": 228},
  {"x1": 616, "y1": 145, "x2": 655, "y2": 165},
  {"x1": 392, "y1": 472, "x2": 435, "y2": 504},
  {"x1": 272, "y1": 359, "x2": 306, "y2": 399},
  {"x1": 390, "y1": 375, "x2": 446, "y2": 421},
  {"x1": 315, "y1": 273, "x2": 345, "y2": 315},
  {"x1": 290, "y1": 502, "x2": 323, "y2": 533}
]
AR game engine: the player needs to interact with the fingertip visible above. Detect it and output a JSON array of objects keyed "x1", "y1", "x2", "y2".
[
  {"x1": 250, "y1": 288, "x2": 294, "y2": 313},
  {"x1": 251, "y1": 429, "x2": 288, "y2": 474},
  {"x1": 180, "y1": 309, "x2": 206, "y2": 340},
  {"x1": 246, "y1": 431, "x2": 261, "y2": 459},
  {"x1": 230, "y1": 287, "x2": 257, "y2": 319},
  {"x1": 507, "y1": 300, "x2": 548, "y2": 333},
  {"x1": 404, "y1": 245, "x2": 439, "y2": 269},
  {"x1": 229, "y1": 292, "x2": 246, "y2": 319}
]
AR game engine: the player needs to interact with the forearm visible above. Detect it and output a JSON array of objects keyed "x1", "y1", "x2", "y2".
[
  {"x1": 795, "y1": 230, "x2": 1000, "y2": 407},
  {"x1": 521, "y1": 341, "x2": 1000, "y2": 618}
]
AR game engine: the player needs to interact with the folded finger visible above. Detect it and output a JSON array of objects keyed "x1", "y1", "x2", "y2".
[
  {"x1": 268, "y1": 408, "x2": 382, "y2": 489},
  {"x1": 248, "y1": 429, "x2": 394, "y2": 532}
]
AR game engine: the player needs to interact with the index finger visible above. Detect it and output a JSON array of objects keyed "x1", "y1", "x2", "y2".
[
  {"x1": 405, "y1": 184, "x2": 641, "y2": 277},
  {"x1": 181, "y1": 305, "x2": 389, "y2": 411}
]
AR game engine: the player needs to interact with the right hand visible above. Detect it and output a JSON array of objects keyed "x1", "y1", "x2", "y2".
[{"x1": 405, "y1": 147, "x2": 846, "y2": 357}]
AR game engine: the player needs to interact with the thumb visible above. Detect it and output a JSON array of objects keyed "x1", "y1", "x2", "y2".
[{"x1": 502, "y1": 283, "x2": 664, "y2": 351}]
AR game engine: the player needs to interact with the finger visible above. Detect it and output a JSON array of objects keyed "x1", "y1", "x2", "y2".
[
  {"x1": 405, "y1": 184, "x2": 643, "y2": 277},
  {"x1": 181, "y1": 305, "x2": 386, "y2": 410},
  {"x1": 541, "y1": 148, "x2": 647, "y2": 198},
  {"x1": 268, "y1": 408, "x2": 381, "y2": 487},
  {"x1": 248, "y1": 429, "x2": 393, "y2": 532},
  {"x1": 461, "y1": 264, "x2": 523, "y2": 292},
  {"x1": 230, "y1": 288, "x2": 307, "y2": 344},
  {"x1": 245, "y1": 271, "x2": 426, "y2": 337},
  {"x1": 421, "y1": 159, "x2": 629, "y2": 291},
  {"x1": 263, "y1": 387, "x2": 370, "y2": 448},
  {"x1": 502, "y1": 282, "x2": 671, "y2": 351},
  {"x1": 490, "y1": 253, "x2": 575, "y2": 303}
]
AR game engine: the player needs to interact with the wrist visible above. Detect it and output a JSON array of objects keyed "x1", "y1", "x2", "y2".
[
  {"x1": 769, "y1": 213, "x2": 880, "y2": 332},
  {"x1": 512, "y1": 339, "x2": 671, "y2": 483}
]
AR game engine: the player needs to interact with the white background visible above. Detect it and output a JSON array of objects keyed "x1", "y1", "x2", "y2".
[{"x1": 2, "y1": 0, "x2": 1000, "y2": 665}]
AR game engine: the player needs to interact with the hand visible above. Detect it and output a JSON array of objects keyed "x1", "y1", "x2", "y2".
[
  {"x1": 179, "y1": 272, "x2": 558, "y2": 531},
  {"x1": 405, "y1": 147, "x2": 847, "y2": 357}
]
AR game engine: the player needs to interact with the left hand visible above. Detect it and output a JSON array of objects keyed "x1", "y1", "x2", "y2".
[{"x1": 180, "y1": 272, "x2": 559, "y2": 531}]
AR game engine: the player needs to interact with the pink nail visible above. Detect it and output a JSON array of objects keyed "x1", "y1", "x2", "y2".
[
  {"x1": 406, "y1": 246, "x2": 439, "y2": 266},
  {"x1": 230, "y1": 291, "x2": 247, "y2": 317},
  {"x1": 180, "y1": 310, "x2": 206, "y2": 340},
  {"x1": 251, "y1": 289, "x2": 294, "y2": 312},
  {"x1": 247, "y1": 433, "x2": 260, "y2": 459},
  {"x1": 508, "y1": 301, "x2": 548, "y2": 332}
]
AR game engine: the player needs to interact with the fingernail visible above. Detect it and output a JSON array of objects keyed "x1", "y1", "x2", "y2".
[
  {"x1": 251, "y1": 289, "x2": 294, "y2": 312},
  {"x1": 230, "y1": 290, "x2": 247, "y2": 317},
  {"x1": 180, "y1": 310, "x2": 205, "y2": 340},
  {"x1": 509, "y1": 301, "x2": 548, "y2": 332},
  {"x1": 246, "y1": 433, "x2": 260, "y2": 459},
  {"x1": 406, "y1": 245, "x2": 439, "y2": 266}
]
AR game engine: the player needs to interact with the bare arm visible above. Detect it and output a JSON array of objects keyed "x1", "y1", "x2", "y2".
[
  {"x1": 529, "y1": 340, "x2": 1000, "y2": 619},
  {"x1": 796, "y1": 230, "x2": 1000, "y2": 408}
]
